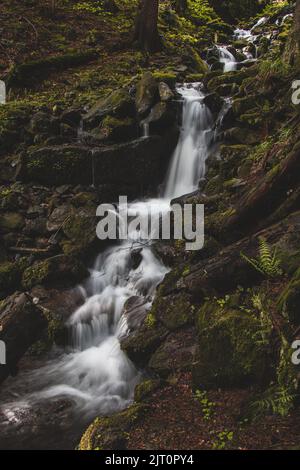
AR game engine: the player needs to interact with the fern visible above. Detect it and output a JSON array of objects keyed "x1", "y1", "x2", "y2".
[
  {"x1": 241, "y1": 237, "x2": 282, "y2": 278},
  {"x1": 249, "y1": 385, "x2": 295, "y2": 418}
]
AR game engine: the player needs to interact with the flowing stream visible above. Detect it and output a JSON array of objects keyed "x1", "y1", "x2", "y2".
[{"x1": 0, "y1": 83, "x2": 217, "y2": 448}]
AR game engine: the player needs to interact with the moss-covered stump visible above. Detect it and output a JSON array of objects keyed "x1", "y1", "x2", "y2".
[
  {"x1": 79, "y1": 404, "x2": 144, "y2": 450},
  {"x1": 192, "y1": 300, "x2": 272, "y2": 389},
  {"x1": 22, "y1": 255, "x2": 88, "y2": 290}
]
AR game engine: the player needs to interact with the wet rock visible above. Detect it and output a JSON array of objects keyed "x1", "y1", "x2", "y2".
[
  {"x1": 203, "y1": 92, "x2": 224, "y2": 116},
  {"x1": 96, "y1": 115, "x2": 136, "y2": 142},
  {"x1": 141, "y1": 102, "x2": 174, "y2": 134},
  {"x1": 158, "y1": 82, "x2": 174, "y2": 102},
  {"x1": 120, "y1": 323, "x2": 168, "y2": 368},
  {"x1": 135, "y1": 72, "x2": 158, "y2": 117},
  {"x1": 60, "y1": 108, "x2": 82, "y2": 127},
  {"x1": 0, "y1": 292, "x2": 46, "y2": 384},
  {"x1": 123, "y1": 296, "x2": 149, "y2": 332},
  {"x1": 22, "y1": 254, "x2": 88, "y2": 290}
]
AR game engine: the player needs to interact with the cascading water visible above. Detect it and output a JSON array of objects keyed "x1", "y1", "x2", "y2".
[
  {"x1": 217, "y1": 46, "x2": 237, "y2": 73},
  {"x1": 164, "y1": 85, "x2": 214, "y2": 199},
  {"x1": 0, "y1": 83, "x2": 216, "y2": 446}
]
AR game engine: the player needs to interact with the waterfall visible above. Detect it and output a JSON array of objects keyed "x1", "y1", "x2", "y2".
[
  {"x1": 0, "y1": 84, "x2": 216, "y2": 426},
  {"x1": 217, "y1": 46, "x2": 237, "y2": 73},
  {"x1": 164, "y1": 85, "x2": 213, "y2": 199}
]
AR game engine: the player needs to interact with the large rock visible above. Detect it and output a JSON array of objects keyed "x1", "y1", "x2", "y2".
[
  {"x1": 0, "y1": 292, "x2": 46, "y2": 383},
  {"x1": 83, "y1": 88, "x2": 135, "y2": 130},
  {"x1": 135, "y1": 72, "x2": 158, "y2": 117},
  {"x1": 192, "y1": 300, "x2": 271, "y2": 389},
  {"x1": 141, "y1": 102, "x2": 174, "y2": 134},
  {"x1": 22, "y1": 254, "x2": 88, "y2": 290},
  {"x1": 20, "y1": 137, "x2": 173, "y2": 189}
]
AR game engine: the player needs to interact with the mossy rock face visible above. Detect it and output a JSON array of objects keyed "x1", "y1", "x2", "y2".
[
  {"x1": 134, "y1": 379, "x2": 161, "y2": 402},
  {"x1": 278, "y1": 268, "x2": 300, "y2": 326},
  {"x1": 22, "y1": 255, "x2": 88, "y2": 290},
  {"x1": 7, "y1": 50, "x2": 98, "y2": 88},
  {"x1": 100, "y1": 115, "x2": 136, "y2": 142},
  {"x1": 79, "y1": 404, "x2": 143, "y2": 450},
  {"x1": 0, "y1": 262, "x2": 21, "y2": 297},
  {"x1": 193, "y1": 300, "x2": 271, "y2": 389},
  {"x1": 83, "y1": 88, "x2": 135, "y2": 130},
  {"x1": 135, "y1": 72, "x2": 159, "y2": 117},
  {"x1": 20, "y1": 145, "x2": 91, "y2": 186},
  {"x1": 62, "y1": 208, "x2": 98, "y2": 257},
  {"x1": 149, "y1": 330, "x2": 198, "y2": 378},
  {"x1": 151, "y1": 293, "x2": 194, "y2": 331},
  {"x1": 224, "y1": 127, "x2": 261, "y2": 145},
  {"x1": 0, "y1": 212, "x2": 24, "y2": 232}
]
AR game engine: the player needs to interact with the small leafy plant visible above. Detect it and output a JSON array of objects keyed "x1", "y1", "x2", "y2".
[
  {"x1": 194, "y1": 390, "x2": 215, "y2": 421},
  {"x1": 211, "y1": 429, "x2": 234, "y2": 450},
  {"x1": 241, "y1": 237, "x2": 282, "y2": 278}
]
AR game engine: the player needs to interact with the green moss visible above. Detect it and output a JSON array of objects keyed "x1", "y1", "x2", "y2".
[
  {"x1": 7, "y1": 50, "x2": 99, "y2": 88},
  {"x1": 0, "y1": 261, "x2": 21, "y2": 295},
  {"x1": 151, "y1": 293, "x2": 194, "y2": 331},
  {"x1": 193, "y1": 299, "x2": 271, "y2": 389},
  {"x1": 278, "y1": 268, "x2": 300, "y2": 325},
  {"x1": 79, "y1": 403, "x2": 143, "y2": 450},
  {"x1": 134, "y1": 379, "x2": 161, "y2": 402},
  {"x1": 0, "y1": 212, "x2": 24, "y2": 231}
]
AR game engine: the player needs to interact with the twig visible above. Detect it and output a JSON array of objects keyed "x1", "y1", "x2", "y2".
[{"x1": 20, "y1": 16, "x2": 39, "y2": 42}]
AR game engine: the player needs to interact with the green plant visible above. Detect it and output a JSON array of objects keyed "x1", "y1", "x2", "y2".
[
  {"x1": 211, "y1": 429, "x2": 234, "y2": 450},
  {"x1": 241, "y1": 237, "x2": 282, "y2": 278},
  {"x1": 251, "y1": 292, "x2": 273, "y2": 346},
  {"x1": 249, "y1": 385, "x2": 295, "y2": 418},
  {"x1": 194, "y1": 390, "x2": 215, "y2": 420}
]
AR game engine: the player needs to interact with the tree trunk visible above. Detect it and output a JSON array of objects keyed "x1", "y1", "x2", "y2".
[{"x1": 134, "y1": 0, "x2": 161, "y2": 52}]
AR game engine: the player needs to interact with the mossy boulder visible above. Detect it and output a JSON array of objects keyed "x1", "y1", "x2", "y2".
[
  {"x1": 0, "y1": 262, "x2": 21, "y2": 297},
  {"x1": 22, "y1": 255, "x2": 87, "y2": 290},
  {"x1": 99, "y1": 115, "x2": 136, "y2": 142},
  {"x1": 192, "y1": 300, "x2": 271, "y2": 389},
  {"x1": 135, "y1": 72, "x2": 158, "y2": 117},
  {"x1": 224, "y1": 127, "x2": 262, "y2": 145},
  {"x1": 61, "y1": 207, "x2": 98, "y2": 257},
  {"x1": 79, "y1": 404, "x2": 143, "y2": 450},
  {"x1": 0, "y1": 212, "x2": 24, "y2": 232},
  {"x1": 141, "y1": 101, "x2": 174, "y2": 134},
  {"x1": 151, "y1": 293, "x2": 194, "y2": 331},
  {"x1": 83, "y1": 88, "x2": 135, "y2": 130}
]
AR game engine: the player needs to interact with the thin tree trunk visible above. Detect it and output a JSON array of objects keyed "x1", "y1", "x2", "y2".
[{"x1": 134, "y1": 0, "x2": 161, "y2": 52}]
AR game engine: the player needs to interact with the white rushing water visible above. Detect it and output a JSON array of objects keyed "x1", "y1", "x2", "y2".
[
  {"x1": 217, "y1": 46, "x2": 237, "y2": 73},
  {"x1": 1, "y1": 84, "x2": 215, "y2": 424}
]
